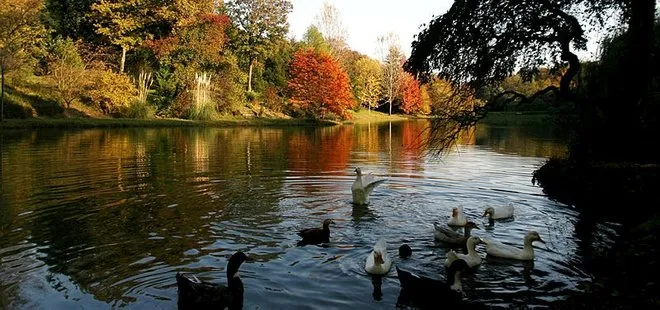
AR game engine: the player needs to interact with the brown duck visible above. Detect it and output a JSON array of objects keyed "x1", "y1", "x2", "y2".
[{"x1": 297, "y1": 219, "x2": 333, "y2": 245}]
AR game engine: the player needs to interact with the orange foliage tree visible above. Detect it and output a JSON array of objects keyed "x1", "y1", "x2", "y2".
[
  {"x1": 288, "y1": 49, "x2": 355, "y2": 119},
  {"x1": 400, "y1": 73, "x2": 423, "y2": 114}
]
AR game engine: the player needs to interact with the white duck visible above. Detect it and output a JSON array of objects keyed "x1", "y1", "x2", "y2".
[
  {"x1": 483, "y1": 204, "x2": 515, "y2": 225},
  {"x1": 485, "y1": 231, "x2": 545, "y2": 260},
  {"x1": 352, "y1": 168, "x2": 386, "y2": 205},
  {"x1": 444, "y1": 236, "x2": 485, "y2": 268},
  {"x1": 447, "y1": 206, "x2": 467, "y2": 227},
  {"x1": 365, "y1": 239, "x2": 392, "y2": 275}
]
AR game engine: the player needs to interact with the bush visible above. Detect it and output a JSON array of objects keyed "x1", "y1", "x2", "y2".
[
  {"x1": 83, "y1": 70, "x2": 136, "y2": 115},
  {"x1": 151, "y1": 67, "x2": 177, "y2": 113},
  {"x1": 188, "y1": 101, "x2": 216, "y2": 120},
  {"x1": 124, "y1": 99, "x2": 155, "y2": 119},
  {"x1": 188, "y1": 72, "x2": 216, "y2": 120},
  {"x1": 4, "y1": 102, "x2": 35, "y2": 118},
  {"x1": 246, "y1": 90, "x2": 259, "y2": 103},
  {"x1": 263, "y1": 87, "x2": 286, "y2": 112},
  {"x1": 45, "y1": 37, "x2": 87, "y2": 109}
]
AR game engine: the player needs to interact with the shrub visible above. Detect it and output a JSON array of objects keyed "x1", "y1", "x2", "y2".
[
  {"x1": 4, "y1": 102, "x2": 35, "y2": 118},
  {"x1": 246, "y1": 90, "x2": 259, "y2": 103},
  {"x1": 151, "y1": 67, "x2": 177, "y2": 113},
  {"x1": 122, "y1": 70, "x2": 155, "y2": 119},
  {"x1": 124, "y1": 99, "x2": 155, "y2": 119},
  {"x1": 263, "y1": 87, "x2": 286, "y2": 112},
  {"x1": 188, "y1": 72, "x2": 216, "y2": 120},
  {"x1": 83, "y1": 70, "x2": 137, "y2": 115},
  {"x1": 45, "y1": 37, "x2": 87, "y2": 109}
]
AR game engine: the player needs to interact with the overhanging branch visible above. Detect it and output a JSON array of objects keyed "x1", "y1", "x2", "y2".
[{"x1": 490, "y1": 85, "x2": 560, "y2": 107}]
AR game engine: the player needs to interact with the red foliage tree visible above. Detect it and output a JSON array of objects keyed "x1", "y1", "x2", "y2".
[
  {"x1": 288, "y1": 49, "x2": 355, "y2": 119},
  {"x1": 145, "y1": 13, "x2": 230, "y2": 63},
  {"x1": 401, "y1": 72, "x2": 423, "y2": 114}
]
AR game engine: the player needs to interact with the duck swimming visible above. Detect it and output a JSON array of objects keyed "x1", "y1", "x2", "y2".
[
  {"x1": 365, "y1": 239, "x2": 392, "y2": 275},
  {"x1": 396, "y1": 259, "x2": 470, "y2": 308},
  {"x1": 483, "y1": 204, "x2": 515, "y2": 226},
  {"x1": 176, "y1": 251, "x2": 249, "y2": 310},
  {"x1": 351, "y1": 167, "x2": 387, "y2": 205},
  {"x1": 434, "y1": 221, "x2": 480, "y2": 246},
  {"x1": 485, "y1": 230, "x2": 545, "y2": 260},
  {"x1": 444, "y1": 236, "x2": 485, "y2": 268},
  {"x1": 399, "y1": 244, "x2": 412, "y2": 258},
  {"x1": 297, "y1": 219, "x2": 333, "y2": 245},
  {"x1": 447, "y1": 206, "x2": 467, "y2": 227}
]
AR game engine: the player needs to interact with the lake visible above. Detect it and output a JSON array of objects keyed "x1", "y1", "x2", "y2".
[{"x1": 0, "y1": 120, "x2": 619, "y2": 309}]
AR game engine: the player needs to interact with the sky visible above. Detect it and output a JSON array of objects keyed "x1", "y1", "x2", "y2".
[
  {"x1": 288, "y1": 0, "x2": 452, "y2": 59},
  {"x1": 287, "y1": 0, "x2": 603, "y2": 61}
]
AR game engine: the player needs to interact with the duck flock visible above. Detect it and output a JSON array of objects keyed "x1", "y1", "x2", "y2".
[{"x1": 175, "y1": 167, "x2": 546, "y2": 309}]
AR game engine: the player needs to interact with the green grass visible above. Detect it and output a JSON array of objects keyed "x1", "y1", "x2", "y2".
[
  {"x1": 480, "y1": 111, "x2": 554, "y2": 126},
  {"x1": 0, "y1": 117, "x2": 337, "y2": 129}
]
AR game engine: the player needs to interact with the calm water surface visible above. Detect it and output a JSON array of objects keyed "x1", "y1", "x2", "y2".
[{"x1": 0, "y1": 121, "x2": 619, "y2": 309}]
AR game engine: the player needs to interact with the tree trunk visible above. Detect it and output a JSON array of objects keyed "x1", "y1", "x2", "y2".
[
  {"x1": 388, "y1": 98, "x2": 392, "y2": 115},
  {"x1": 559, "y1": 43, "x2": 580, "y2": 101},
  {"x1": 1, "y1": 66, "x2": 4, "y2": 123},
  {"x1": 628, "y1": 0, "x2": 654, "y2": 116},
  {"x1": 120, "y1": 46, "x2": 127, "y2": 73},
  {"x1": 248, "y1": 59, "x2": 254, "y2": 92}
]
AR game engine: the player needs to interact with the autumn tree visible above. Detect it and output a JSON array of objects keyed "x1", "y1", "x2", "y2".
[
  {"x1": 352, "y1": 57, "x2": 382, "y2": 111},
  {"x1": 288, "y1": 49, "x2": 355, "y2": 119},
  {"x1": 90, "y1": 0, "x2": 155, "y2": 72},
  {"x1": 0, "y1": 0, "x2": 45, "y2": 122},
  {"x1": 426, "y1": 78, "x2": 477, "y2": 115},
  {"x1": 378, "y1": 34, "x2": 404, "y2": 115},
  {"x1": 400, "y1": 73, "x2": 422, "y2": 114},
  {"x1": 225, "y1": 0, "x2": 293, "y2": 92},
  {"x1": 47, "y1": 38, "x2": 87, "y2": 109},
  {"x1": 146, "y1": 12, "x2": 243, "y2": 114}
]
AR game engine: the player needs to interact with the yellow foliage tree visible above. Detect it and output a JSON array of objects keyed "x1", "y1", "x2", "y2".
[
  {"x1": 353, "y1": 57, "x2": 382, "y2": 111},
  {"x1": 0, "y1": 0, "x2": 45, "y2": 121}
]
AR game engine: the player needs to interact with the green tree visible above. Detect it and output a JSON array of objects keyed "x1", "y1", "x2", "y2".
[
  {"x1": 262, "y1": 38, "x2": 295, "y2": 92},
  {"x1": 225, "y1": 0, "x2": 293, "y2": 92},
  {"x1": 0, "y1": 0, "x2": 45, "y2": 122},
  {"x1": 302, "y1": 25, "x2": 330, "y2": 55},
  {"x1": 43, "y1": 0, "x2": 99, "y2": 41},
  {"x1": 353, "y1": 57, "x2": 382, "y2": 111}
]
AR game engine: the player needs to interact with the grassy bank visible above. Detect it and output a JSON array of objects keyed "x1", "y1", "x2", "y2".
[
  {"x1": 0, "y1": 117, "x2": 337, "y2": 129},
  {"x1": 344, "y1": 110, "x2": 414, "y2": 123},
  {"x1": 480, "y1": 111, "x2": 555, "y2": 126}
]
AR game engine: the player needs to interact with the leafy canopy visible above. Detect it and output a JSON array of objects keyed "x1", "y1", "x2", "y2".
[
  {"x1": 225, "y1": 0, "x2": 292, "y2": 62},
  {"x1": 405, "y1": 0, "x2": 621, "y2": 90},
  {"x1": 288, "y1": 49, "x2": 355, "y2": 119}
]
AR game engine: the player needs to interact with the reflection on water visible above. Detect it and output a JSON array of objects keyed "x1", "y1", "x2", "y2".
[{"x1": 0, "y1": 121, "x2": 614, "y2": 309}]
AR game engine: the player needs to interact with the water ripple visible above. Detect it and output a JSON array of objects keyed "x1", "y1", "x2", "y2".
[{"x1": 0, "y1": 124, "x2": 615, "y2": 308}]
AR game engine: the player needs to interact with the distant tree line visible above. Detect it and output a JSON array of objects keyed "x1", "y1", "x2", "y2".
[{"x1": 0, "y1": 0, "x2": 482, "y2": 122}]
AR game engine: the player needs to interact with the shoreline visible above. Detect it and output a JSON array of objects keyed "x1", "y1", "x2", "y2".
[
  {"x1": 0, "y1": 110, "x2": 434, "y2": 129},
  {"x1": 0, "y1": 117, "x2": 340, "y2": 129}
]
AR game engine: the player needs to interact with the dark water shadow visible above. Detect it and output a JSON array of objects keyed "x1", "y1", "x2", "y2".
[{"x1": 371, "y1": 275, "x2": 383, "y2": 301}]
